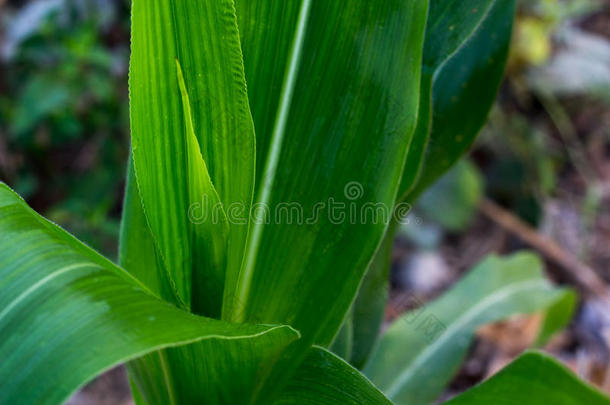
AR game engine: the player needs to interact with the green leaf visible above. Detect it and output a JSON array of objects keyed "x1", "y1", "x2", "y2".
[
  {"x1": 364, "y1": 252, "x2": 567, "y2": 405},
  {"x1": 347, "y1": 222, "x2": 396, "y2": 369},
  {"x1": 398, "y1": 0, "x2": 515, "y2": 201},
  {"x1": 275, "y1": 346, "x2": 391, "y2": 404},
  {"x1": 127, "y1": 329, "x2": 299, "y2": 405},
  {"x1": 119, "y1": 157, "x2": 178, "y2": 304},
  {"x1": 227, "y1": 0, "x2": 429, "y2": 353},
  {"x1": 176, "y1": 59, "x2": 230, "y2": 315},
  {"x1": 129, "y1": 0, "x2": 255, "y2": 316},
  {"x1": 444, "y1": 351, "x2": 610, "y2": 405},
  {"x1": 535, "y1": 289, "x2": 577, "y2": 346},
  {"x1": 121, "y1": 162, "x2": 298, "y2": 404},
  {"x1": 0, "y1": 183, "x2": 299, "y2": 405},
  {"x1": 330, "y1": 307, "x2": 354, "y2": 363}
]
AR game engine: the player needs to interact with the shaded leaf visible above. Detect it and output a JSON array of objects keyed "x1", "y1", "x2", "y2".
[
  {"x1": 119, "y1": 157, "x2": 178, "y2": 304},
  {"x1": 275, "y1": 346, "x2": 391, "y2": 405},
  {"x1": 399, "y1": 0, "x2": 515, "y2": 201},
  {"x1": 346, "y1": 222, "x2": 396, "y2": 369},
  {"x1": 330, "y1": 307, "x2": 354, "y2": 363}
]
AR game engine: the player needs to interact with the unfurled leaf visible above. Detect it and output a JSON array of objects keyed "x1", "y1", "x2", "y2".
[
  {"x1": 176, "y1": 59, "x2": 230, "y2": 316},
  {"x1": 227, "y1": 0, "x2": 428, "y2": 353},
  {"x1": 399, "y1": 0, "x2": 515, "y2": 201},
  {"x1": 119, "y1": 158, "x2": 177, "y2": 304},
  {"x1": 364, "y1": 252, "x2": 570, "y2": 405},
  {"x1": 276, "y1": 346, "x2": 391, "y2": 404},
  {"x1": 129, "y1": 0, "x2": 255, "y2": 316},
  {"x1": 444, "y1": 351, "x2": 610, "y2": 405},
  {"x1": 343, "y1": 222, "x2": 396, "y2": 369},
  {"x1": 339, "y1": 0, "x2": 516, "y2": 370},
  {"x1": 0, "y1": 183, "x2": 298, "y2": 405}
]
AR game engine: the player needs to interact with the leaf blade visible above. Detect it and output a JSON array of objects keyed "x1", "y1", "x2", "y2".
[
  {"x1": 364, "y1": 252, "x2": 568, "y2": 405},
  {"x1": 229, "y1": 0, "x2": 429, "y2": 350},
  {"x1": 444, "y1": 351, "x2": 610, "y2": 405},
  {"x1": 398, "y1": 0, "x2": 515, "y2": 201},
  {"x1": 275, "y1": 346, "x2": 391, "y2": 405},
  {"x1": 0, "y1": 183, "x2": 298, "y2": 405},
  {"x1": 129, "y1": 0, "x2": 255, "y2": 315}
]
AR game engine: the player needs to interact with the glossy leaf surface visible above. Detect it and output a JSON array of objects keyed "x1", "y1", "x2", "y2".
[
  {"x1": 275, "y1": 346, "x2": 391, "y2": 404},
  {"x1": 228, "y1": 0, "x2": 429, "y2": 353},
  {"x1": 130, "y1": 0, "x2": 255, "y2": 315},
  {"x1": 0, "y1": 183, "x2": 298, "y2": 405},
  {"x1": 445, "y1": 351, "x2": 610, "y2": 405},
  {"x1": 364, "y1": 252, "x2": 569, "y2": 405},
  {"x1": 119, "y1": 158, "x2": 177, "y2": 304},
  {"x1": 399, "y1": 0, "x2": 515, "y2": 201}
]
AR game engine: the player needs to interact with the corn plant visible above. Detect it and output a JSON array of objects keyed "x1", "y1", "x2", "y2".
[{"x1": 2, "y1": 0, "x2": 610, "y2": 404}]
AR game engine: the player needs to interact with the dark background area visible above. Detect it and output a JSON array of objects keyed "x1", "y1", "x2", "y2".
[{"x1": 1, "y1": 0, "x2": 609, "y2": 403}]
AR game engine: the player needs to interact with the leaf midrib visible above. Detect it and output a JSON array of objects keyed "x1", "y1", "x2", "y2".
[
  {"x1": 426, "y1": 0, "x2": 497, "y2": 73},
  {"x1": 383, "y1": 279, "x2": 550, "y2": 398},
  {"x1": 432, "y1": 0, "x2": 497, "y2": 75},
  {"x1": 230, "y1": 0, "x2": 313, "y2": 323},
  {"x1": 0, "y1": 262, "x2": 99, "y2": 324}
]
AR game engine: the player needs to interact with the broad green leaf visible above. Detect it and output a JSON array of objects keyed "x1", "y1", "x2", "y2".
[
  {"x1": 119, "y1": 157, "x2": 178, "y2": 305},
  {"x1": 129, "y1": 377, "x2": 147, "y2": 405},
  {"x1": 444, "y1": 351, "x2": 610, "y2": 405},
  {"x1": 0, "y1": 183, "x2": 299, "y2": 405},
  {"x1": 275, "y1": 346, "x2": 391, "y2": 404},
  {"x1": 330, "y1": 307, "x2": 354, "y2": 363},
  {"x1": 364, "y1": 252, "x2": 568, "y2": 405},
  {"x1": 227, "y1": 0, "x2": 429, "y2": 355},
  {"x1": 127, "y1": 329, "x2": 299, "y2": 405},
  {"x1": 398, "y1": 0, "x2": 515, "y2": 201},
  {"x1": 346, "y1": 222, "x2": 396, "y2": 369},
  {"x1": 120, "y1": 163, "x2": 298, "y2": 404},
  {"x1": 129, "y1": 0, "x2": 255, "y2": 316}
]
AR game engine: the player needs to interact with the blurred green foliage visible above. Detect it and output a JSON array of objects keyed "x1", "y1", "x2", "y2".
[{"x1": 0, "y1": 0, "x2": 130, "y2": 257}]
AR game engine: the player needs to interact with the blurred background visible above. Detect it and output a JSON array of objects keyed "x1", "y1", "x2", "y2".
[{"x1": 1, "y1": 0, "x2": 609, "y2": 403}]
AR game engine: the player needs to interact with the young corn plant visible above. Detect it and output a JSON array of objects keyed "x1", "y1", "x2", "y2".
[{"x1": 2, "y1": 0, "x2": 609, "y2": 404}]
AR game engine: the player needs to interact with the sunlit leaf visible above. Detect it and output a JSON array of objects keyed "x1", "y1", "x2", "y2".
[
  {"x1": 0, "y1": 183, "x2": 298, "y2": 405},
  {"x1": 228, "y1": 0, "x2": 428, "y2": 353},
  {"x1": 129, "y1": 0, "x2": 255, "y2": 316}
]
